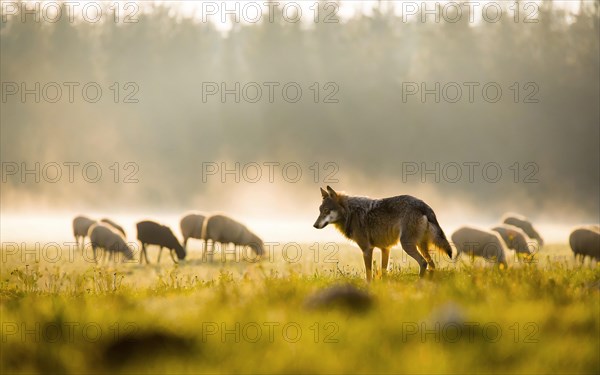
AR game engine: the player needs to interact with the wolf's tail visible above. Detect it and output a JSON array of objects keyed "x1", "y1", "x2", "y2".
[{"x1": 424, "y1": 210, "x2": 453, "y2": 259}]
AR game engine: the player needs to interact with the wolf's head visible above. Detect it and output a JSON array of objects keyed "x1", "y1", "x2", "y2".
[{"x1": 313, "y1": 186, "x2": 344, "y2": 229}]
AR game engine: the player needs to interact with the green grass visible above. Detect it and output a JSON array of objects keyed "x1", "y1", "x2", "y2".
[{"x1": 1, "y1": 243, "x2": 599, "y2": 374}]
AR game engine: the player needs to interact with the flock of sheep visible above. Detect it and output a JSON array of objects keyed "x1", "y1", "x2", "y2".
[
  {"x1": 72, "y1": 214, "x2": 264, "y2": 264},
  {"x1": 73, "y1": 212, "x2": 600, "y2": 267},
  {"x1": 452, "y1": 214, "x2": 599, "y2": 266},
  {"x1": 451, "y1": 214, "x2": 544, "y2": 267}
]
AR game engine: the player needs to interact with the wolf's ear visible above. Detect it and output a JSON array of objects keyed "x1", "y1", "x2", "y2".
[
  {"x1": 320, "y1": 187, "x2": 329, "y2": 199},
  {"x1": 326, "y1": 185, "x2": 338, "y2": 198}
]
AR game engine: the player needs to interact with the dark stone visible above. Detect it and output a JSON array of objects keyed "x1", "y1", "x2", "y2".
[{"x1": 305, "y1": 283, "x2": 374, "y2": 313}]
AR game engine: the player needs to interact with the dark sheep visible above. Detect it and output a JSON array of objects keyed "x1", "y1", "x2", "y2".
[
  {"x1": 136, "y1": 221, "x2": 186, "y2": 264},
  {"x1": 569, "y1": 226, "x2": 600, "y2": 262}
]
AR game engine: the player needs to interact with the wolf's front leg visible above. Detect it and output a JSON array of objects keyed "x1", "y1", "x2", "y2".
[
  {"x1": 360, "y1": 246, "x2": 374, "y2": 282},
  {"x1": 381, "y1": 247, "x2": 391, "y2": 277}
]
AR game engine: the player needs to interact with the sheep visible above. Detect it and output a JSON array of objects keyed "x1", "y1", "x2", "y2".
[
  {"x1": 179, "y1": 213, "x2": 207, "y2": 250},
  {"x1": 100, "y1": 218, "x2": 126, "y2": 238},
  {"x1": 73, "y1": 215, "x2": 96, "y2": 250},
  {"x1": 95, "y1": 219, "x2": 126, "y2": 263},
  {"x1": 136, "y1": 221, "x2": 186, "y2": 264},
  {"x1": 451, "y1": 226, "x2": 508, "y2": 267},
  {"x1": 88, "y1": 223, "x2": 134, "y2": 263},
  {"x1": 569, "y1": 226, "x2": 600, "y2": 263},
  {"x1": 491, "y1": 224, "x2": 535, "y2": 258},
  {"x1": 204, "y1": 215, "x2": 264, "y2": 259},
  {"x1": 502, "y1": 213, "x2": 544, "y2": 246}
]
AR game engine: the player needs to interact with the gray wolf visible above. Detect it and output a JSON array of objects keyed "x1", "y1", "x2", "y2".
[{"x1": 313, "y1": 186, "x2": 452, "y2": 281}]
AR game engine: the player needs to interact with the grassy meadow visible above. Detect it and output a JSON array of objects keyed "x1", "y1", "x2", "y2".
[
  {"x1": 2, "y1": 2, "x2": 599, "y2": 374},
  {"x1": 1, "y1": 242, "x2": 599, "y2": 374}
]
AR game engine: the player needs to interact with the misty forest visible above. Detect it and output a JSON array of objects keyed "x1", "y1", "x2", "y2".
[{"x1": 1, "y1": 1, "x2": 598, "y2": 221}]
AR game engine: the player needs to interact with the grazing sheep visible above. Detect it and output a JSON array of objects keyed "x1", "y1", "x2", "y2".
[
  {"x1": 73, "y1": 215, "x2": 96, "y2": 250},
  {"x1": 451, "y1": 226, "x2": 508, "y2": 267},
  {"x1": 204, "y1": 215, "x2": 264, "y2": 258},
  {"x1": 88, "y1": 223, "x2": 134, "y2": 263},
  {"x1": 100, "y1": 218, "x2": 126, "y2": 238},
  {"x1": 502, "y1": 213, "x2": 544, "y2": 246},
  {"x1": 179, "y1": 213, "x2": 207, "y2": 250},
  {"x1": 569, "y1": 226, "x2": 600, "y2": 262},
  {"x1": 491, "y1": 224, "x2": 534, "y2": 257},
  {"x1": 136, "y1": 221, "x2": 186, "y2": 264}
]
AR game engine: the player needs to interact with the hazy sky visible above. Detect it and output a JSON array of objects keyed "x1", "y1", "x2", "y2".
[{"x1": 166, "y1": 0, "x2": 583, "y2": 30}]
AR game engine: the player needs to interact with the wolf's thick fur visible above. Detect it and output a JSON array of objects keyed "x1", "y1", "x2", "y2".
[{"x1": 313, "y1": 186, "x2": 452, "y2": 281}]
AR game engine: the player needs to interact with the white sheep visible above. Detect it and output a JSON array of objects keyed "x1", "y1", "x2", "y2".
[
  {"x1": 451, "y1": 226, "x2": 508, "y2": 267},
  {"x1": 179, "y1": 213, "x2": 207, "y2": 250}
]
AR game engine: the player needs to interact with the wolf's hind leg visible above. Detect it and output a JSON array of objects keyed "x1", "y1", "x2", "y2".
[
  {"x1": 401, "y1": 236, "x2": 427, "y2": 277},
  {"x1": 418, "y1": 240, "x2": 436, "y2": 271}
]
